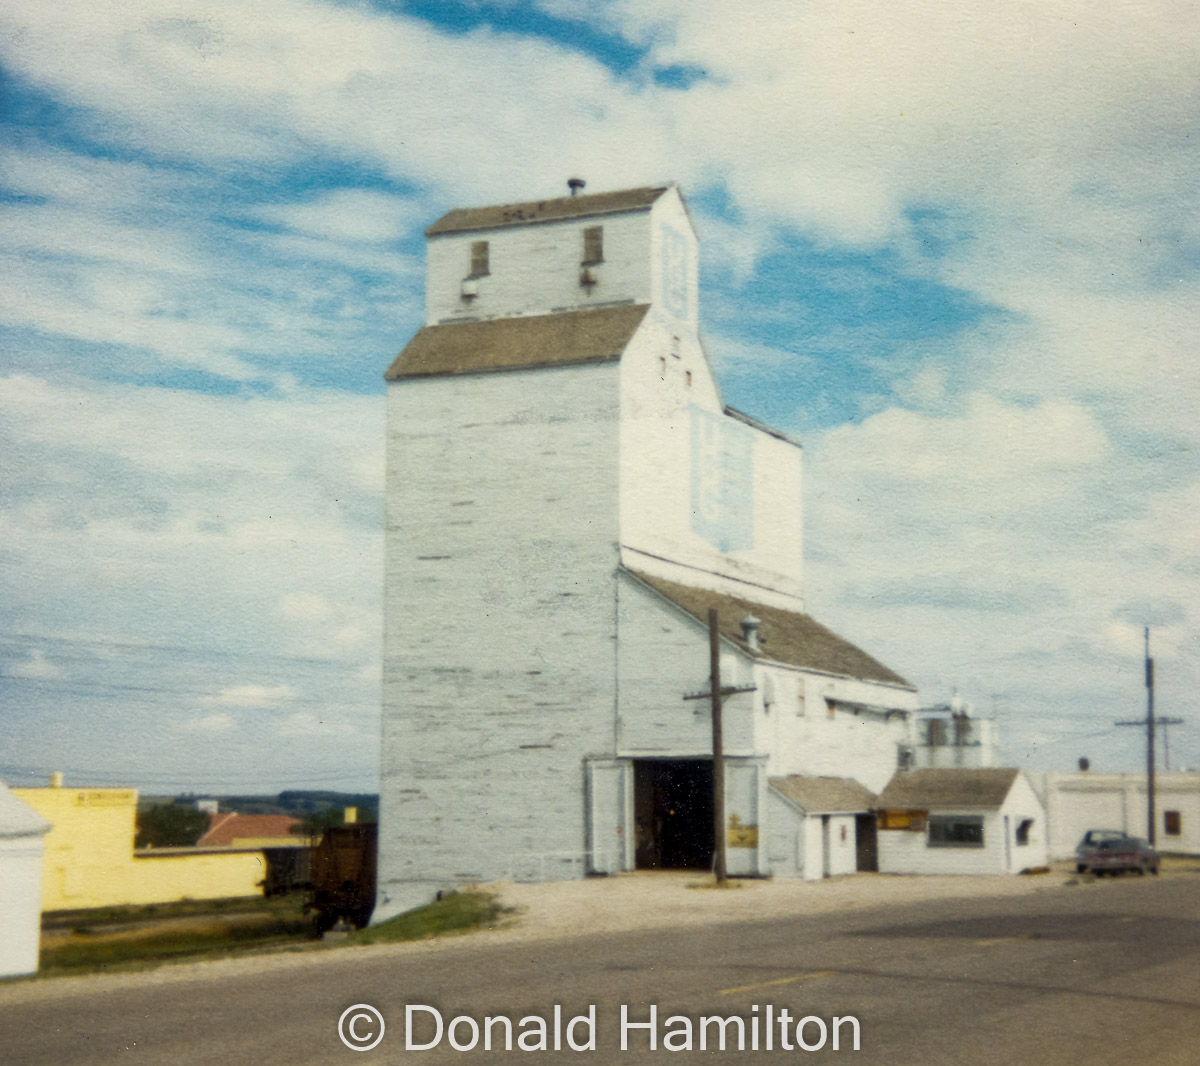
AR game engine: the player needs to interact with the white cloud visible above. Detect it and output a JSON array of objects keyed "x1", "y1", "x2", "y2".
[
  {"x1": 214, "y1": 684, "x2": 299, "y2": 708},
  {"x1": 253, "y1": 189, "x2": 422, "y2": 244},
  {"x1": 183, "y1": 712, "x2": 237, "y2": 734},
  {"x1": 0, "y1": 374, "x2": 383, "y2": 775},
  {"x1": 278, "y1": 592, "x2": 332, "y2": 624},
  {"x1": 8, "y1": 650, "x2": 62, "y2": 680},
  {"x1": 2, "y1": 0, "x2": 1198, "y2": 783},
  {"x1": 277, "y1": 711, "x2": 353, "y2": 737},
  {"x1": 826, "y1": 394, "x2": 1110, "y2": 483}
]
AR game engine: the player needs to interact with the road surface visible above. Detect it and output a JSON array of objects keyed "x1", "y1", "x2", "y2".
[{"x1": 2, "y1": 875, "x2": 1197, "y2": 1064}]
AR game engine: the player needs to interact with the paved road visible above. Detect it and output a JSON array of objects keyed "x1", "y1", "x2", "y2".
[{"x1": 2, "y1": 876, "x2": 1198, "y2": 1064}]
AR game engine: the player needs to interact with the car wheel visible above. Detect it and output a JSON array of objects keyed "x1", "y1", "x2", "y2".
[
  {"x1": 1076, "y1": 864, "x2": 1087, "y2": 874},
  {"x1": 1135, "y1": 866, "x2": 1146, "y2": 876},
  {"x1": 1150, "y1": 865, "x2": 1160, "y2": 875}
]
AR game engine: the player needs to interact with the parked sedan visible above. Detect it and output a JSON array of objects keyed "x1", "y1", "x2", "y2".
[{"x1": 1075, "y1": 830, "x2": 1160, "y2": 876}]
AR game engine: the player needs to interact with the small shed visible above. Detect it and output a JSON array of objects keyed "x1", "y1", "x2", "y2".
[
  {"x1": 0, "y1": 779, "x2": 51, "y2": 978},
  {"x1": 768, "y1": 776, "x2": 877, "y2": 880},
  {"x1": 875, "y1": 768, "x2": 1047, "y2": 875}
]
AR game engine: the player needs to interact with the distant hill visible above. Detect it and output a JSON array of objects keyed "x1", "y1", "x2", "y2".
[{"x1": 170, "y1": 790, "x2": 379, "y2": 821}]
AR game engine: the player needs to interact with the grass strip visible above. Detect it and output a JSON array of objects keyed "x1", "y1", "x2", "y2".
[{"x1": 349, "y1": 891, "x2": 508, "y2": 945}]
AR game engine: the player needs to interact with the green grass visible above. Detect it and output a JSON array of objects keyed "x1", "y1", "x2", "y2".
[
  {"x1": 35, "y1": 891, "x2": 509, "y2": 977},
  {"x1": 41, "y1": 894, "x2": 291, "y2": 931},
  {"x1": 39, "y1": 897, "x2": 314, "y2": 975},
  {"x1": 348, "y1": 891, "x2": 508, "y2": 945}
]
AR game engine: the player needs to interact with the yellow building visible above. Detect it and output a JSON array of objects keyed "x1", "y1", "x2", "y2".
[{"x1": 13, "y1": 778, "x2": 264, "y2": 912}]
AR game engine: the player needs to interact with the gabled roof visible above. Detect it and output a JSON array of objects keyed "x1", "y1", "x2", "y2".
[
  {"x1": 770, "y1": 775, "x2": 876, "y2": 814},
  {"x1": 628, "y1": 571, "x2": 913, "y2": 688},
  {"x1": 385, "y1": 303, "x2": 650, "y2": 380},
  {"x1": 198, "y1": 812, "x2": 302, "y2": 846},
  {"x1": 426, "y1": 186, "x2": 671, "y2": 236},
  {"x1": 876, "y1": 768, "x2": 1021, "y2": 810},
  {"x1": 0, "y1": 780, "x2": 51, "y2": 839}
]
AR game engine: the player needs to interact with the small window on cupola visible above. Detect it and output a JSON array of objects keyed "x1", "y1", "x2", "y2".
[
  {"x1": 469, "y1": 240, "x2": 490, "y2": 278},
  {"x1": 582, "y1": 226, "x2": 604, "y2": 265}
]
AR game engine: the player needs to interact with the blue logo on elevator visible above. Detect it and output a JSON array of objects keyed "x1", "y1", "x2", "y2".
[
  {"x1": 690, "y1": 406, "x2": 754, "y2": 552},
  {"x1": 661, "y1": 224, "x2": 689, "y2": 320}
]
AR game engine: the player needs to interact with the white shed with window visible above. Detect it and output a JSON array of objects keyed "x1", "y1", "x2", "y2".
[
  {"x1": 875, "y1": 768, "x2": 1047, "y2": 875},
  {"x1": 0, "y1": 779, "x2": 51, "y2": 977}
]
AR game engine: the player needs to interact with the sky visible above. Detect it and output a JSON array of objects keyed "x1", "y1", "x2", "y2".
[{"x1": 1, "y1": 0, "x2": 1198, "y2": 793}]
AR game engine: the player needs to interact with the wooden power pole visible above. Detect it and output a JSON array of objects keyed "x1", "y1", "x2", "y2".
[
  {"x1": 1115, "y1": 627, "x2": 1182, "y2": 845},
  {"x1": 709, "y1": 608, "x2": 727, "y2": 883},
  {"x1": 683, "y1": 612, "x2": 756, "y2": 882}
]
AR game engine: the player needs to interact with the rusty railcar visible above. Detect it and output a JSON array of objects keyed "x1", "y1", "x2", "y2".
[{"x1": 308, "y1": 823, "x2": 377, "y2": 931}]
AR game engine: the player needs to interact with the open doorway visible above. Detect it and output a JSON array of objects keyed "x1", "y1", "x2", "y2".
[
  {"x1": 855, "y1": 814, "x2": 878, "y2": 872},
  {"x1": 633, "y1": 759, "x2": 714, "y2": 869}
]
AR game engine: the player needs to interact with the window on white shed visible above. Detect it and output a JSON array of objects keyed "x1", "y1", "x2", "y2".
[
  {"x1": 1015, "y1": 818, "x2": 1033, "y2": 846},
  {"x1": 582, "y1": 225, "x2": 604, "y2": 265},
  {"x1": 927, "y1": 815, "x2": 984, "y2": 848},
  {"x1": 469, "y1": 240, "x2": 490, "y2": 277}
]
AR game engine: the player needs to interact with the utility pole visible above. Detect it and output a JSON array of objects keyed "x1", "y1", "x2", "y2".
[
  {"x1": 683, "y1": 614, "x2": 756, "y2": 882},
  {"x1": 1146, "y1": 626, "x2": 1155, "y2": 845},
  {"x1": 1114, "y1": 628, "x2": 1182, "y2": 845},
  {"x1": 709, "y1": 608, "x2": 727, "y2": 884}
]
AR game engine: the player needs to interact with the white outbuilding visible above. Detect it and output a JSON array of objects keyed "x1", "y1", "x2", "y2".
[
  {"x1": 0, "y1": 778, "x2": 51, "y2": 978},
  {"x1": 875, "y1": 768, "x2": 1048, "y2": 875},
  {"x1": 767, "y1": 776, "x2": 878, "y2": 880},
  {"x1": 1034, "y1": 770, "x2": 1200, "y2": 858}
]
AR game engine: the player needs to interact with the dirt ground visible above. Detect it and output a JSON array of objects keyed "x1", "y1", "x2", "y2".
[
  {"x1": 478, "y1": 866, "x2": 1067, "y2": 944},
  {"x1": 479, "y1": 854, "x2": 1200, "y2": 944}
]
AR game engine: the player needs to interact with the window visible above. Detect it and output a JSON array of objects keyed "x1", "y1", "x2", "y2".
[
  {"x1": 685, "y1": 370, "x2": 692, "y2": 387},
  {"x1": 1165, "y1": 810, "x2": 1182, "y2": 836},
  {"x1": 582, "y1": 225, "x2": 603, "y2": 265},
  {"x1": 928, "y1": 815, "x2": 984, "y2": 848},
  {"x1": 469, "y1": 240, "x2": 489, "y2": 277},
  {"x1": 1015, "y1": 818, "x2": 1033, "y2": 846}
]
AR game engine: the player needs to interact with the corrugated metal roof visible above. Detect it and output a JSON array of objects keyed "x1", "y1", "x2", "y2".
[
  {"x1": 0, "y1": 781, "x2": 51, "y2": 838},
  {"x1": 385, "y1": 304, "x2": 650, "y2": 380},
  {"x1": 426, "y1": 186, "x2": 671, "y2": 236},
  {"x1": 770, "y1": 775, "x2": 876, "y2": 813},
  {"x1": 876, "y1": 768, "x2": 1021, "y2": 810},
  {"x1": 629, "y1": 571, "x2": 913, "y2": 688}
]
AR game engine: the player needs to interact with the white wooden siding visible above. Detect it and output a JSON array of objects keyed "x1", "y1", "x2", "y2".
[
  {"x1": 0, "y1": 837, "x2": 45, "y2": 977},
  {"x1": 377, "y1": 361, "x2": 623, "y2": 918}
]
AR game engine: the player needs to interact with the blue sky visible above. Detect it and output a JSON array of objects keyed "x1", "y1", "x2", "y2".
[{"x1": 2, "y1": 0, "x2": 1198, "y2": 791}]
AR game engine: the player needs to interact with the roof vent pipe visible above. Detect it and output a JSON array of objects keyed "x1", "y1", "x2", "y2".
[
  {"x1": 740, "y1": 614, "x2": 761, "y2": 651},
  {"x1": 567, "y1": 177, "x2": 586, "y2": 197},
  {"x1": 50, "y1": 771, "x2": 64, "y2": 788}
]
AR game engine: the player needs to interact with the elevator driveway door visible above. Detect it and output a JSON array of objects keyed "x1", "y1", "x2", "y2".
[{"x1": 633, "y1": 759, "x2": 714, "y2": 870}]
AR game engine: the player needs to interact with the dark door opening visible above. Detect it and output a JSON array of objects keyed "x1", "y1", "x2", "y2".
[
  {"x1": 633, "y1": 759, "x2": 714, "y2": 870},
  {"x1": 855, "y1": 814, "x2": 878, "y2": 872}
]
